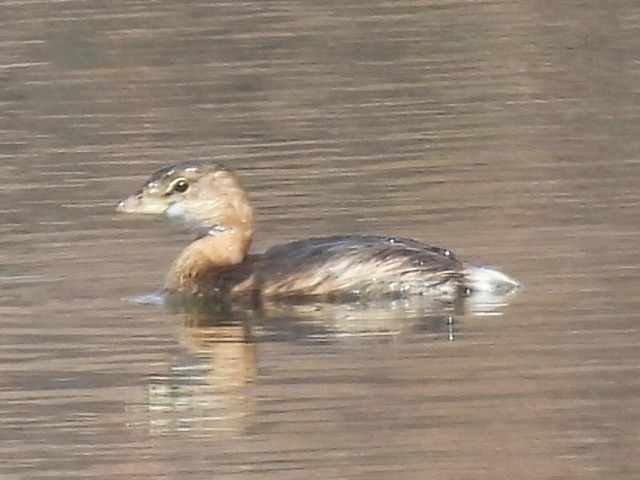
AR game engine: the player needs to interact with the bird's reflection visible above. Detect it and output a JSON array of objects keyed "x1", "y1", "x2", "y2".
[
  {"x1": 146, "y1": 305, "x2": 257, "y2": 436},
  {"x1": 144, "y1": 289, "x2": 517, "y2": 435}
]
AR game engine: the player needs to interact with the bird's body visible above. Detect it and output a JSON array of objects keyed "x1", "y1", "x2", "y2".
[{"x1": 117, "y1": 162, "x2": 518, "y2": 302}]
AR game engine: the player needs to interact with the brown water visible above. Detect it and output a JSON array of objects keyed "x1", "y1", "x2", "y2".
[{"x1": 2, "y1": 1, "x2": 640, "y2": 478}]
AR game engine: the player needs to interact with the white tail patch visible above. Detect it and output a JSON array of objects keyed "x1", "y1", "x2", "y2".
[{"x1": 465, "y1": 265, "x2": 520, "y2": 296}]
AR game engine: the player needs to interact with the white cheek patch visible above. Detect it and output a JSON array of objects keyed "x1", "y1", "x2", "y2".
[
  {"x1": 166, "y1": 199, "x2": 223, "y2": 233},
  {"x1": 166, "y1": 202, "x2": 186, "y2": 219}
]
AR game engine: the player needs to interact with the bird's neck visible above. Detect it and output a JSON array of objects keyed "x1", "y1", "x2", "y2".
[{"x1": 164, "y1": 215, "x2": 254, "y2": 295}]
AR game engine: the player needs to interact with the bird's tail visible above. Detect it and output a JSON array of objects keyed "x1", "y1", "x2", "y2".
[{"x1": 465, "y1": 265, "x2": 520, "y2": 296}]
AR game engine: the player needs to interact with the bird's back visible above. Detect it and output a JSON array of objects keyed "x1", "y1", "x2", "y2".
[{"x1": 252, "y1": 235, "x2": 466, "y2": 299}]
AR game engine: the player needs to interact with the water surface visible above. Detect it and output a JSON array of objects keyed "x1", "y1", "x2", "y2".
[{"x1": 1, "y1": 1, "x2": 640, "y2": 478}]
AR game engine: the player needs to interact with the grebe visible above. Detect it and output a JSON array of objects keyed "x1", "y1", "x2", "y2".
[{"x1": 117, "y1": 162, "x2": 518, "y2": 301}]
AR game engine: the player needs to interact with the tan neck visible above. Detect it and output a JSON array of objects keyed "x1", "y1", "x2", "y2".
[
  {"x1": 164, "y1": 219, "x2": 254, "y2": 295},
  {"x1": 163, "y1": 168, "x2": 256, "y2": 295}
]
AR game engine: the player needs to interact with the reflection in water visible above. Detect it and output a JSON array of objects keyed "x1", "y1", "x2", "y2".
[
  {"x1": 147, "y1": 310, "x2": 257, "y2": 435},
  {"x1": 145, "y1": 288, "x2": 516, "y2": 435}
]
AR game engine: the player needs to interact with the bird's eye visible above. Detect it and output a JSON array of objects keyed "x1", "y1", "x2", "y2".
[{"x1": 168, "y1": 178, "x2": 189, "y2": 194}]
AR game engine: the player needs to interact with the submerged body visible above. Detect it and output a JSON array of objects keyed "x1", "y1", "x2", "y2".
[{"x1": 117, "y1": 162, "x2": 518, "y2": 302}]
